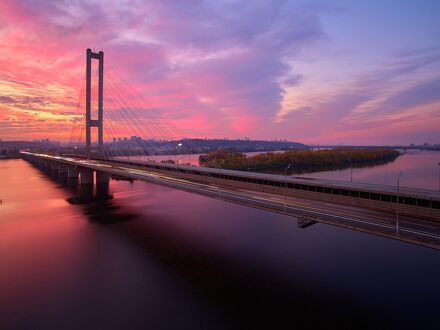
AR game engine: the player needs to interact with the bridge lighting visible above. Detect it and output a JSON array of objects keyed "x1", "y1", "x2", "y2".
[
  {"x1": 284, "y1": 162, "x2": 294, "y2": 210},
  {"x1": 396, "y1": 172, "x2": 403, "y2": 234},
  {"x1": 348, "y1": 158, "x2": 353, "y2": 182}
]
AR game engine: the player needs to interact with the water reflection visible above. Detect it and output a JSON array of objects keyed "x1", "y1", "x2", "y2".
[
  {"x1": 124, "y1": 150, "x2": 440, "y2": 190},
  {"x1": 295, "y1": 150, "x2": 440, "y2": 190},
  {"x1": 84, "y1": 202, "x2": 390, "y2": 329},
  {"x1": 0, "y1": 158, "x2": 439, "y2": 329},
  {"x1": 261, "y1": 156, "x2": 398, "y2": 175}
]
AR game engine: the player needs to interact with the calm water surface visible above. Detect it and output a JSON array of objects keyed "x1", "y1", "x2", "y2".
[
  {"x1": 295, "y1": 150, "x2": 440, "y2": 190},
  {"x1": 128, "y1": 150, "x2": 440, "y2": 190},
  {"x1": 0, "y1": 152, "x2": 439, "y2": 329}
]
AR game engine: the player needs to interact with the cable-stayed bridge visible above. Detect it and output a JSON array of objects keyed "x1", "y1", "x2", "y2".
[{"x1": 22, "y1": 49, "x2": 440, "y2": 249}]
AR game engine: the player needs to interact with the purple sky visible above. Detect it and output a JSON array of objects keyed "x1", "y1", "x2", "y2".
[{"x1": 0, "y1": 0, "x2": 439, "y2": 144}]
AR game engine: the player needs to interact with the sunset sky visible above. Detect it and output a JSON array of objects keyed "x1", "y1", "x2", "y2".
[{"x1": 0, "y1": 0, "x2": 439, "y2": 145}]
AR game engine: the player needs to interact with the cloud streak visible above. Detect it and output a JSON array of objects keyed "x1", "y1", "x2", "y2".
[{"x1": 0, "y1": 0, "x2": 439, "y2": 144}]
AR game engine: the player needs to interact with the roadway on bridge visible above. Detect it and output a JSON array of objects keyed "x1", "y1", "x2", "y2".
[{"x1": 27, "y1": 153, "x2": 440, "y2": 249}]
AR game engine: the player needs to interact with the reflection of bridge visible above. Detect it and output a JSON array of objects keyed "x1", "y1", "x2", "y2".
[{"x1": 22, "y1": 49, "x2": 440, "y2": 249}]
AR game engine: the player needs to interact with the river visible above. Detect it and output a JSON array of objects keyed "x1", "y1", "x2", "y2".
[
  {"x1": 0, "y1": 150, "x2": 439, "y2": 329},
  {"x1": 124, "y1": 149, "x2": 440, "y2": 190}
]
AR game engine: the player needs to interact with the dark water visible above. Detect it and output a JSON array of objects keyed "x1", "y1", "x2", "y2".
[{"x1": 0, "y1": 155, "x2": 439, "y2": 329}]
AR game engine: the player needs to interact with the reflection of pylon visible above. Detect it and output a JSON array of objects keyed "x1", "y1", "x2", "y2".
[{"x1": 85, "y1": 48, "x2": 104, "y2": 158}]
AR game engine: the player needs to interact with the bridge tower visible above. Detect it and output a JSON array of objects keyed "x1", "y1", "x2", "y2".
[{"x1": 85, "y1": 48, "x2": 104, "y2": 158}]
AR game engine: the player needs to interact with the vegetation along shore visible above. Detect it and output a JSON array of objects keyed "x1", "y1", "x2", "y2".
[{"x1": 199, "y1": 148, "x2": 400, "y2": 173}]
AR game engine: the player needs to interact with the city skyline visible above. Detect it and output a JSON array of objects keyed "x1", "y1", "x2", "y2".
[{"x1": 0, "y1": 0, "x2": 439, "y2": 145}]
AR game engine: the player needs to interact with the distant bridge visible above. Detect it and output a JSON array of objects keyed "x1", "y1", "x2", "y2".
[{"x1": 21, "y1": 49, "x2": 440, "y2": 249}]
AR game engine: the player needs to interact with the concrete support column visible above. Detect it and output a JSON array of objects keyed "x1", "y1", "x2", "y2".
[
  {"x1": 79, "y1": 168, "x2": 94, "y2": 185},
  {"x1": 44, "y1": 160, "x2": 52, "y2": 172},
  {"x1": 59, "y1": 164, "x2": 68, "y2": 174},
  {"x1": 96, "y1": 171, "x2": 111, "y2": 200},
  {"x1": 67, "y1": 166, "x2": 77, "y2": 179},
  {"x1": 51, "y1": 163, "x2": 59, "y2": 177},
  {"x1": 98, "y1": 51, "x2": 104, "y2": 154},
  {"x1": 86, "y1": 48, "x2": 91, "y2": 158},
  {"x1": 67, "y1": 166, "x2": 78, "y2": 186},
  {"x1": 58, "y1": 164, "x2": 68, "y2": 181},
  {"x1": 76, "y1": 184, "x2": 94, "y2": 202},
  {"x1": 86, "y1": 48, "x2": 104, "y2": 158},
  {"x1": 96, "y1": 171, "x2": 110, "y2": 183}
]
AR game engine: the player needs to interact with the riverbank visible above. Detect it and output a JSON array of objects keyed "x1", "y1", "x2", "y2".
[{"x1": 199, "y1": 148, "x2": 400, "y2": 173}]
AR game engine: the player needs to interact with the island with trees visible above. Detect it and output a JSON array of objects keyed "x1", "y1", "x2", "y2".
[{"x1": 199, "y1": 148, "x2": 400, "y2": 173}]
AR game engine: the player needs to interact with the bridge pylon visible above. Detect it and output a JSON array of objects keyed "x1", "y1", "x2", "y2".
[{"x1": 85, "y1": 48, "x2": 104, "y2": 158}]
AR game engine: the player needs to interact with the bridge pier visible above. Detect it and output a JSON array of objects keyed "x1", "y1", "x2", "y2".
[
  {"x1": 35, "y1": 158, "x2": 44, "y2": 169},
  {"x1": 86, "y1": 48, "x2": 104, "y2": 157},
  {"x1": 96, "y1": 171, "x2": 111, "y2": 200},
  {"x1": 67, "y1": 165, "x2": 77, "y2": 184},
  {"x1": 96, "y1": 182, "x2": 111, "y2": 200},
  {"x1": 67, "y1": 165, "x2": 77, "y2": 180},
  {"x1": 58, "y1": 164, "x2": 68, "y2": 182},
  {"x1": 51, "y1": 163, "x2": 60, "y2": 178},
  {"x1": 297, "y1": 217, "x2": 318, "y2": 229},
  {"x1": 79, "y1": 168, "x2": 94, "y2": 185},
  {"x1": 96, "y1": 171, "x2": 110, "y2": 183},
  {"x1": 44, "y1": 160, "x2": 52, "y2": 173},
  {"x1": 75, "y1": 183, "x2": 94, "y2": 203}
]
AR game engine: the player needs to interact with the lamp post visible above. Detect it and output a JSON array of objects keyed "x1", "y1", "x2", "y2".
[
  {"x1": 218, "y1": 167, "x2": 222, "y2": 198},
  {"x1": 284, "y1": 162, "x2": 293, "y2": 210},
  {"x1": 438, "y1": 162, "x2": 440, "y2": 192},
  {"x1": 396, "y1": 172, "x2": 403, "y2": 234},
  {"x1": 348, "y1": 158, "x2": 353, "y2": 182},
  {"x1": 177, "y1": 143, "x2": 183, "y2": 165}
]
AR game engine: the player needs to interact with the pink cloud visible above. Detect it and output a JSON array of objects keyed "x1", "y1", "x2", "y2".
[{"x1": 0, "y1": 0, "x2": 439, "y2": 145}]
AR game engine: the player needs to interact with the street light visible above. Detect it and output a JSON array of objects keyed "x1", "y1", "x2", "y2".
[
  {"x1": 284, "y1": 162, "x2": 293, "y2": 210},
  {"x1": 438, "y1": 162, "x2": 440, "y2": 192},
  {"x1": 176, "y1": 143, "x2": 184, "y2": 165},
  {"x1": 396, "y1": 172, "x2": 403, "y2": 234},
  {"x1": 218, "y1": 167, "x2": 223, "y2": 198},
  {"x1": 348, "y1": 158, "x2": 353, "y2": 182}
]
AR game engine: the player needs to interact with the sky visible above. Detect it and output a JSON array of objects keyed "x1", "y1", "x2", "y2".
[{"x1": 0, "y1": 0, "x2": 439, "y2": 145}]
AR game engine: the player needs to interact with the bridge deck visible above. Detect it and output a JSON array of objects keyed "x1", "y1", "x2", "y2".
[
  {"x1": 112, "y1": 158, "x2": 440, "y2": 200},
  {"x1": 22, "y1": 152, "x2": 440, "y2": 249}
]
